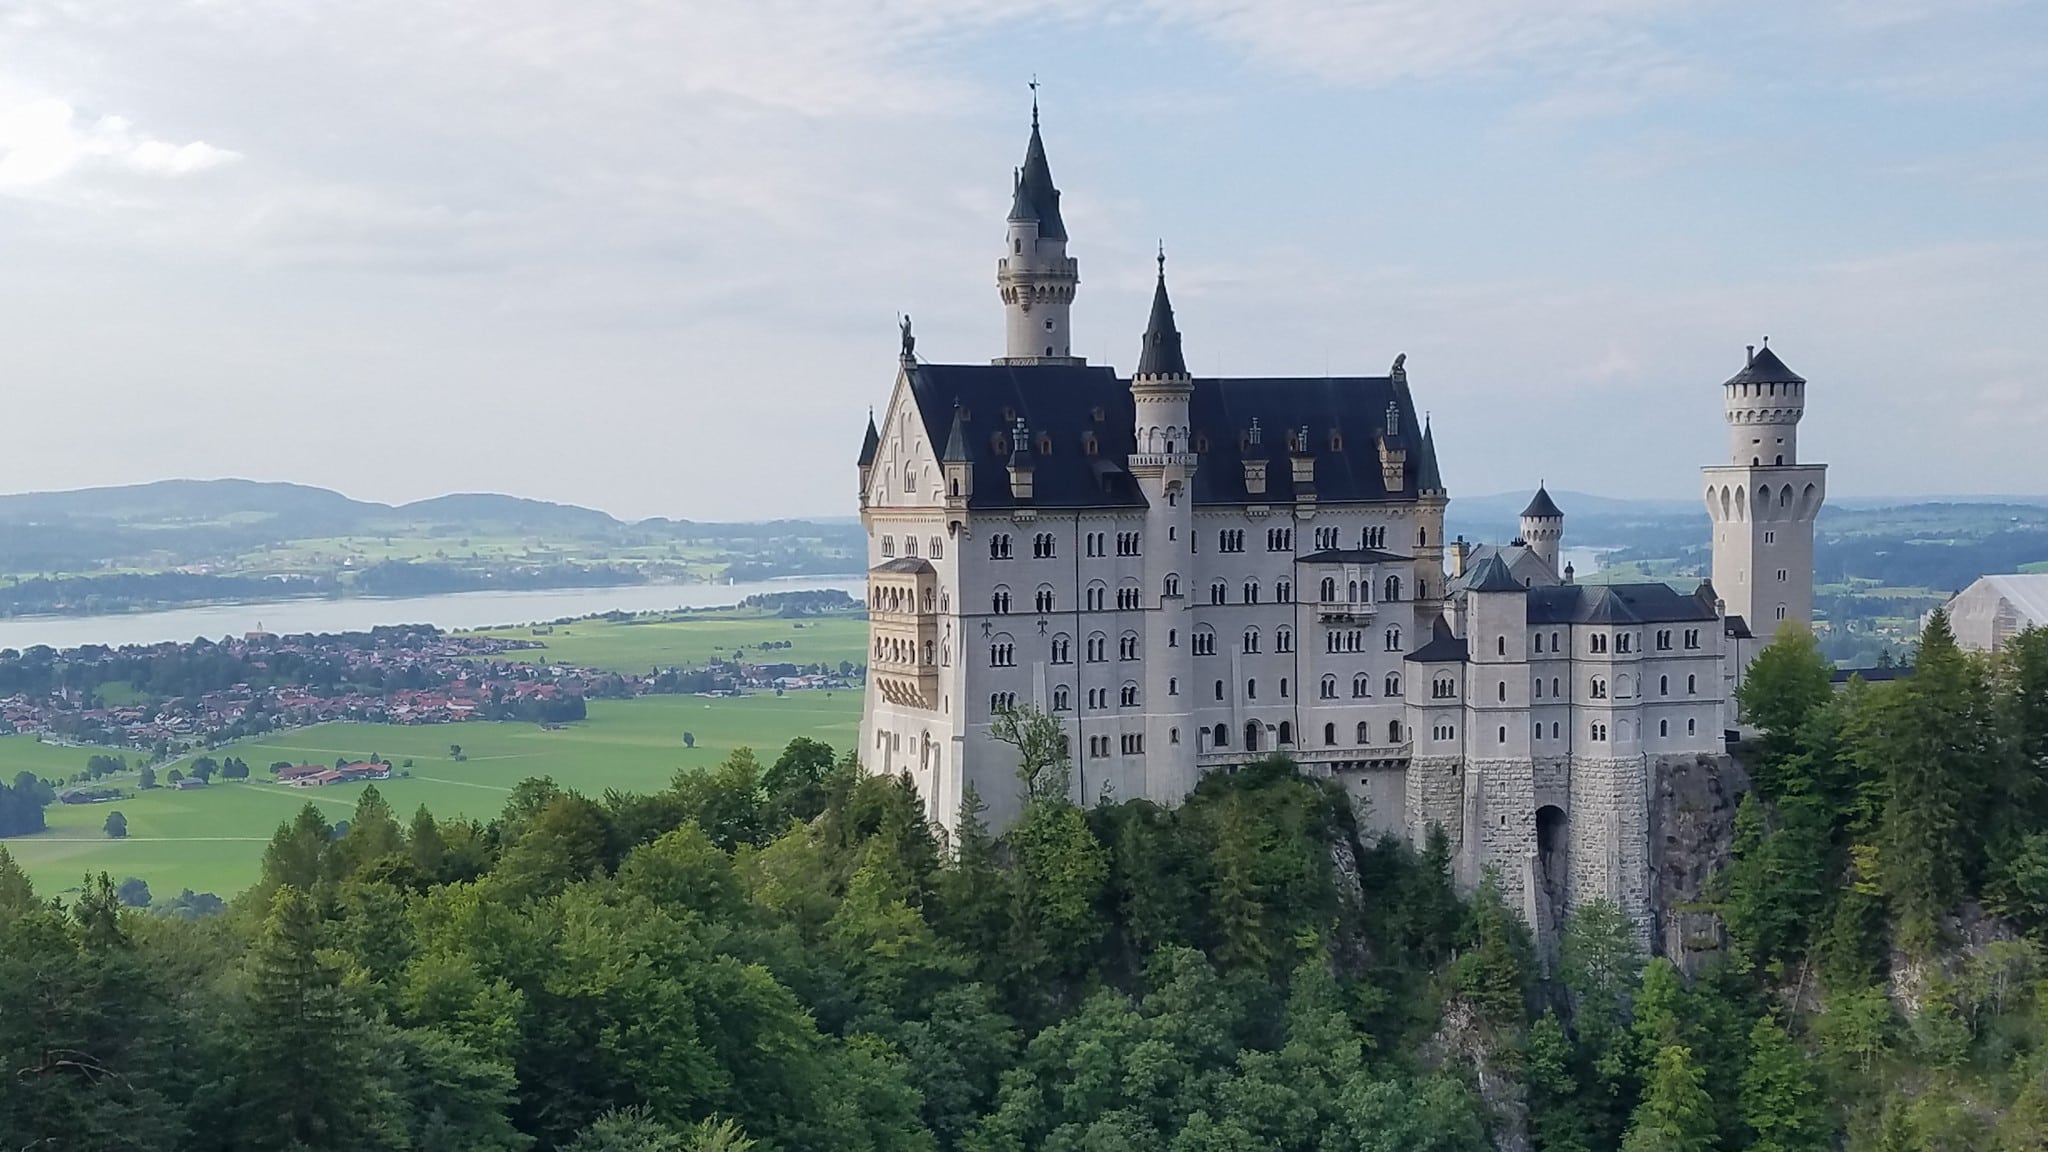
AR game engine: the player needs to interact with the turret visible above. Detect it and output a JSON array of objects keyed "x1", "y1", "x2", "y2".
[
  {"x1": 995, "y1": 98, "x2": 1082, "y2": 365},
  {"x1": 857, "y1": 409, "x2": 880, "y2": 506},
  {"x1": 1129, "y1": 249, "x2": 1194, "y2": 463},
  {"x1": 1722, "y1": 338, "x2": 1806, "y2": 467},
  {"x1": 1519, "y1": 485, "x2": 1563, "y2": 579},
  {"x1": 1005, "y1": 417, "x2": 1035, "y2": 504}
]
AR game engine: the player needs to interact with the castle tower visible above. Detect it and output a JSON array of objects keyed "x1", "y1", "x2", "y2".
[
  {"x1": 995, "y1": 98, "x2": 1082, "y2": 365},
  {"x1": 1127, "y1": 251, "x2": 1198, "y2": 803},
  {"x1": 1519, "y1": 486, "x2": 1563, "y2": 580},
  {"x1": 1702, "y1": 341, "x2": 1827, "y2": 644}
]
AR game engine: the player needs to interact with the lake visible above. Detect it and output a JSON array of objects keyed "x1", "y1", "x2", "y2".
[{"x1": 0, "y1": 577, "x2": 864, "y2": 651}]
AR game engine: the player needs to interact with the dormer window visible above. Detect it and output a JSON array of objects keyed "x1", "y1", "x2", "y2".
[
  {"x1": 1195, "y1": 434, "x2": 1209, "y2": 453},
  {"x1": 1090, "y1": 406, "x2": 1105, "y2": 423},
  {"x1": 992, "y1": 433, "x2": 1009, "y2": 456},
  {"x1": 1083, "y1": 431, "x2": 1098, "y2": 456},
  {"x1": 1329, "y1": 429, "x2": 1343, "y2": 451},
  {"x1": 1038, "y1": 433, "x2": 1053, "y2": 455}
]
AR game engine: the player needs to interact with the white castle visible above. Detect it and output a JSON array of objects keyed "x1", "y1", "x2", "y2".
[{"x1": 857, "y1": 106, "x2": 1823, "y2": 942}]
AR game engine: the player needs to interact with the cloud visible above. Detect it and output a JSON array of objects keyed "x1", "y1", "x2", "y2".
[{"x1": 0, "y1": 97, "x2": 239, "y2": 190}]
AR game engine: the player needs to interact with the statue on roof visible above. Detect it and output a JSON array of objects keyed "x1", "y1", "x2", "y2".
[
  {"x1": 899, "y1": 314, "x2": 915, "y2": 359},
  {"x1": 1391, "y1": 352, "x2": 1406, "y2": 380}
]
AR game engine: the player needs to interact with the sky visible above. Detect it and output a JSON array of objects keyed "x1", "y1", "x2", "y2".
[{"x1": 1, "y1": 1, "x2": 2043, "y2": 522}]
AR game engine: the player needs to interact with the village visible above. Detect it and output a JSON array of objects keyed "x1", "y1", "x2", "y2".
[{"x1": 0, "y1": 624, "x2": 862, "y2": 765}]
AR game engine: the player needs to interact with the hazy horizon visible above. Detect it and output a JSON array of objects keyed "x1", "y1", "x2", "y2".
[{"x1": 4, "y1": 2, "x2": 2043, "y2": 521}]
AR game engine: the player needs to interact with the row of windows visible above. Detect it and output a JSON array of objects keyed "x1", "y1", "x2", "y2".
[
  {"x1": 1580, "y1": 628, "x2": 1703, "y2": 655},
  {"x1": 1048, "y1": 682, "x2": 1154, "y2": 712},
  {"x1": 878, "y1": 534, "x2": 944, "y2": 560},
  {"x1": 1419, "y1": 717, "x2": 1702, "y2": 744},
  {"x1": 968, "y1": 523, "x2": 1433, "y2": 564},
  {"x1": 1316, "y1": 575, "x2": 1401, "y2": 603},
  {"x1": 1324, "y1": 627, "x2": 1403, "y2": 653},
  {"x1": 872, "y1": 636, "x2": 937, "y2": 665},
  {"x1": 1207, "y1": 579, "x2": 1296, "y2": 605},
  {"x1": 868, "y1": 585, "x2": 936, "y2": 614},
  {"x1": 1082, "y1": 733, "x2": 1153, "y2": 758},
  {"x1": 1321, "y1": 673, "x2": 1391, "y2": 699}
]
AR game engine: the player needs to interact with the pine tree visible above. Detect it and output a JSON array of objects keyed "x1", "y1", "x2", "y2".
[
  {"x1": 1623, "y1": 1044, "x2": 1719, "y2": 1152},
  {"x1": 1740, "y1": 1014, "x2": 1829, "y2": 1152}
]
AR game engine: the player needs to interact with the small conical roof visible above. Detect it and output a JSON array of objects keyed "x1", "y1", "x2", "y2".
[
  {"x1": 942, "y1": 406, "x2": 970, "y2": 463},
  {"x1": 1521, "y1": 485, "x2": 1563, "y2": 520},
  {"x1": 1723, "y1": 343, "x2": 1805, "y2": 386},
  {"x1": 1007, "y1": 105, "x2": 1067, "y2": 241},
  {"x1": 1466, "y1": 553, "x2": 1524, "y2": 593},
  {"x1": 1135, "y1": 258, "x2": 1188, "y2": 377},
  {"x1": 1416, "y1": 417, "x2": 1443, "y2": 493},
  {"x1": 858, "y1": 411, "x2": 880, "y2": 467}
]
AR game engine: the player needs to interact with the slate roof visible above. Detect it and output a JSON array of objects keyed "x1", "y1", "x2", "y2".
[
  {"x1": 1298, "y1": 549, "x2": 1411, "y2": 565},
  {"x1": 1417, "y1": 418, "x2": 1444, "y2": 493},
  {"x1": 871, "y1": 557, "x2": 935, "y2": 575},
  {"x1": 858, "y1": 412, "x2": 880, "y2": 467},
  {"x1": 1724, "y1": 344, "x2": 1805, "y2": 386},
  {"x1": 905, "y1": 361, "x2": 1431, "y2": 511},
  {"x1": 1465, "y1": 554, "x2": 1525, "y2": 593},
  {"x1": 941, "y1": 405, "x2": 971, "y2": 463},
  {"x1": 1521, "y1": 486, "x2": 1563, "y2": 519},
  {"x1": 1407, "y1": 615, "x2": 1469, "y2": 663},
  {"x1": 1135, "y1": 265, "x2": 1188, "y2": 378},
  {"x1": 1008, "y1": 111, "x2": 1067, "y2": 241},
  {"x1": 1525, "y1": 581, "x2": 1720, "y2": 626}
]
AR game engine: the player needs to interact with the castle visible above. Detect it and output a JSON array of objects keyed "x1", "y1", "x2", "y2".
[{"x1": 857, "y1": 105, "x2": 1824, "y2": 945}]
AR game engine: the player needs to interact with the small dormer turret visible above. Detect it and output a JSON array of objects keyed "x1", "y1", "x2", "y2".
[
  {"x1": 941, "y1": 405, "x2": 973, "y2": 505},
  {"x1": 1006, "y1": 417, "x2": 1034, "y2": 504},
  {"x1": 1290, "y1": 424, "x2": 1316, "y2": 488}
]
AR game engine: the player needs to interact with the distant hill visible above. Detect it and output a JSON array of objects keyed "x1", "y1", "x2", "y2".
[
  {"x1": 0, "y1": 478, "x2": 376, "y2": 528},
  {"x1": 393, "y1": 492, "x2": 622, "y2": 534}
]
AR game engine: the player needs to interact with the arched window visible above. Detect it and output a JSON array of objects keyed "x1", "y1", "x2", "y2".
[
  {"x1": 1384, "y1": 672, "x2": 1401, "y2": 697},
  {"x1": 1348, "y1": 580, "x2": 1359, "y2": 602},
  {"x1": 1052, "y1": 686, "x2": 1070, "y2": 711},
  {"x1": 1120, "y1": 682, "x2": 1139, "y2": 707},
  {"x1": 1418, "y1": 526, "x2": 1428, "y2": 547},
  {"x1": 1320, "y1": 576, "x2": 1337, "y2": 602},
  {"x1": 1356, "y1": 721, "x2": 1370, "y2": 745},
  {"x1": 1051, "y1": 635, "x2": 1071, "y2": 663},
  {"x1": 1659, "y1": 675, "x2": 1669, "y2": 696},
  {"x1": 1277, "y1": 721, "x2": 1293, "y2": 746},
  {"x1": 1213, "y1": 722, "x2": 1230, "y2": 747},
  {"x1": 1324, "y1": 723, "x2": 1337, "y2": 746},
  {"x1": 1498, "y1": 681, "x2": 1507, "y2": 702},
  {"x1": 1497, "y1": 636, "x2": 1507, "y2": 656},
  {"x1": 1276, "y1": 627, "x2": 1294, "y2": 653},
  {"x1": 1243, "y1": 580, "x2": 1260, "y2": 604},
  {"x1": 881, "y1": 534, "x2": 896, "y2": 558},
  {"x1": 1498, "y1": 726, "x2": 1507, "y2": 744},
  {"x1": 1389, "y1": 719, "x2": 1404, "y2": 742},
  {"x1": 1659, "y1": 719, "x2": 1670, "y2": 737},
  {"x1": 991, "y1": 587, "x2": 1011, "y2": 614},
  {"x1": 1245, "y1": 721, "x2": 1262, "y2": 751},
  {"x1": 1384, "y1": 575, "x2": 1402, "y2": 601},
  {"x1": 1164, "y1": 574, "x2": 1181, "y2": 598},
  {"x1": 1246, "y1": 678, "x2": 1258, "y2": 700},
  {"x1": 1353, "y1": 673, "x2": 1370, "y2": 698},
  {"x1": 1320, "y1": 675, "x2": 1338, "y2": 700},
  {"x1": 1385, "y1": 627, "x2": 1402, "y2": 652},
  {"x1": 929, "y1": 536, "x2": 942, "y2": 559},
  {"x1": 1687, "y1": 674, "x2": 1698, "y2": 694}
]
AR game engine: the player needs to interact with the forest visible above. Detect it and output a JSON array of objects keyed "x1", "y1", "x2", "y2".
[{"x1": 2, "y1": 614, "x2": 2046, "y2": 1151}]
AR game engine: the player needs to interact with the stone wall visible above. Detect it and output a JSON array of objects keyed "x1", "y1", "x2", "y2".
[
  {"x1": 1336, "y1": 764, "x2": 1409, "y2": 841},
  {"x1": 1566, "y1": 754, "x2": 1653, "y2": 946},
  {"x1": 1532, "y1": 755, "x2": 1570, "y2": 811},
  {"x1": 1405, "y1": 755, "x2": 1466, "y2": 853},
  {"x1": 1471, "y1": 758, "x2": 1538, "y2": 913}
]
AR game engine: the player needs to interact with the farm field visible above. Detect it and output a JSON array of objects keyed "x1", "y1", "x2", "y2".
[
  {"x1": 2, "y1": 690, "x2": 861, "y2": 900},
  {"x1": 468, "y1": 611, "x2": 868, "y2": 673}
]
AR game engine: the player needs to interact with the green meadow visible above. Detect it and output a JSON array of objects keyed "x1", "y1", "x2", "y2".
[
  {"x1": 468, "y1": 611, "x2": 869, "y2": 673},
  {"x1": 2, "y1": 691, "x2": 861, "y2": 900}
]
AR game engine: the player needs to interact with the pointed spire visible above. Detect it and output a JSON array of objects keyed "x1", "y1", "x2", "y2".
[
  {"x1": 1008, "y1": 417, "x2": 1033, "y2": 469},
  {"x1": 942, "y1": 404, "x2": 970, "y2": 462},
  {"x1": 1135, "y1": 247, "x2": 1188, "y2": 378},
  {"x1": 858, "y1": 408, "x2": 880, "y2": 466},
  {"x1": 1416, "y1": 414, "x2": 1443, "y2": 493},
  {"x1": 1007, "y1": 94, "x2": 1066, "y2": 240}
]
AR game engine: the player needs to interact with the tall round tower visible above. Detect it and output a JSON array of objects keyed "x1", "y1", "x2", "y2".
[
  {"x1": 1519, "y1": 485, "x2": 1564, "y2": 579},
  {"x1": 995, "y1": 99, "x2": 1082, "y2": 364},
  {"x1": 1702, "y1": 339, "x2": 1827, "y2": 644}
]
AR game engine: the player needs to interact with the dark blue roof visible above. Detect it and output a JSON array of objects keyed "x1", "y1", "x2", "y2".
[
  {"x1": 1525, "y1": 581, "x2": 1719, "y2": 625},
  {"x1": 858, "y1": 412, "x2": 880, "y2": 467},
  {"x1": 1008, "y1": 116, "x2": 1066, "y2": 241},
  {"x1": 1521, "y1": 486, "x2": 1562, "y2": 519},
  {"x1": 1407, "y1": 615, "x2": 1468, "y2": 663},
  {"x1": 1299, "y1": 548, "x2": 1410, "y2": 565},
  {"x1": 1724, "y1": 345, "x2": 1805, "y2": 386},
  {"x1": 907, "y1": 362, "x2": 1429, "y2": 511},
  {"x1": 1135, "y1": 267, "x2": 1187, "y2": 377},
  {"x1": 1465, "y1": 554, "x2": 1524, "y2": 592}
]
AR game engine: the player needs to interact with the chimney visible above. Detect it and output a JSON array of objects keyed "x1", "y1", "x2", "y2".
[
  {"x1": 1451, "y1": 536, "x2": 1470, "y2": 578},
  {"x1": 1746, "y1": 344, "x2": 1755, "y2": 366},
  {"x1": 1563, "y1": 562, "x2": 1575, "y2": 585}
]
